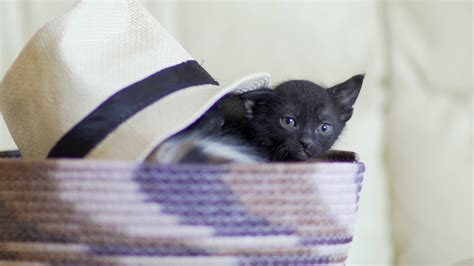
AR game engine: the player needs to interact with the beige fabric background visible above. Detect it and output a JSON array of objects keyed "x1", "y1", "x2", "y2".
[{"x1": 0, "y1": 1, "x2": 472, "y2": 265}]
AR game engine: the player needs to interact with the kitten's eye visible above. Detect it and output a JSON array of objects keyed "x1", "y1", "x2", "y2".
[
  {"x1": 318, "y1": 122, "x2": 333, "y2": 135},
  {"x1": 280, "y1": 116, "x2": 297, "y2": 128}
]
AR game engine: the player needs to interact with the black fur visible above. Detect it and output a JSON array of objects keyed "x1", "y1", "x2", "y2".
[
  {"x1": 220, "y1": 74, "x2": 364, "y2": 161},
  {"x1": 147, "y1": 74, "x2": 363, "y2": 163}
]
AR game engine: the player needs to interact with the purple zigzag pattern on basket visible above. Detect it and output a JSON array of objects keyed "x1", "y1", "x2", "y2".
[
  {"x1": 0, "y1": 159, "x2": 364, "y2": 265},
  {"x1": 134, "y1": 165, "x2": 297, "y2": 237}
]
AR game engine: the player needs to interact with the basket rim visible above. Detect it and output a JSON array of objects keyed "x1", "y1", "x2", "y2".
[
  {"x1": 0, "y1": 149, "x2": 364, "y2": 174},
  {"x1": 0, "y1": 149, "x2": 360, "y2": 161}
]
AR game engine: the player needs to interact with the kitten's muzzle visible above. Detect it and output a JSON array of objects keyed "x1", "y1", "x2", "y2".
[
  {"x1": 293, "y1": 150, "x2": 311, "y2": 161},
  {"x1": 299, "y1": 138, "x2": 313, "y2": 149}
]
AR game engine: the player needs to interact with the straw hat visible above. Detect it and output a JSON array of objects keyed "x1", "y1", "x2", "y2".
[{"x1": 0, "y1": 0, "x2": 270, "y2": 161}]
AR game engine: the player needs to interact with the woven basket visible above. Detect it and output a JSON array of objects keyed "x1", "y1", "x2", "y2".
[{"x1": 0, "y1": 151, "x2": 364, "y2": 266}]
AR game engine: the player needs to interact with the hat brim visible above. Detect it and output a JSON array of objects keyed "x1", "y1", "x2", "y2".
[{"x1": 86, "y1": 73, "x2": 270, "y2": 161}]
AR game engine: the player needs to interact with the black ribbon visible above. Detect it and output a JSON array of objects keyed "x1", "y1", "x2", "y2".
[{"x1": 48, "y1": 60, "x2": 218, "y2": 158}]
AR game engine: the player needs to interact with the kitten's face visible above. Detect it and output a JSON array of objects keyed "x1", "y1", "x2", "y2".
[{"x1": 241, "y1": 75, "x2": 363, "y2": 161}]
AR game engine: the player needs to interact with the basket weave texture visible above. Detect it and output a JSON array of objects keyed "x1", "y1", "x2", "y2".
[{"x1": 0, "y1": 159, "x2": 364, "y2": 266}]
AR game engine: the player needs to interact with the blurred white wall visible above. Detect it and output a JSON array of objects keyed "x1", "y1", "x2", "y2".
[{"x1": 0, "y1": 1, "x2": 472, "y2": 265}]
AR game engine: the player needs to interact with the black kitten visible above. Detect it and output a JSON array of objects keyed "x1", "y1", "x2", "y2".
[
  {"x1": 146, "y1": 74, "x2": 363, "y2": 163},
  {"x1": 223, "y1": 74, "x2": 364, "y2": 161}
]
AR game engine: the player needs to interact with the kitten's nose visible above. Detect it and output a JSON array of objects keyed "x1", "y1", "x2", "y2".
[{"x1": 300, "y1": 138, "x2": 313, "y2": 149}]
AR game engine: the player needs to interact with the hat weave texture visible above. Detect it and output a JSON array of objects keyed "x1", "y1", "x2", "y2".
[{"x1": 0, "y1": 0, "x2": 270, "y2": 161}]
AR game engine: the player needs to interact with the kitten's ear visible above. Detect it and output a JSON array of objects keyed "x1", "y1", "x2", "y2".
[
  {"x1": 239, "y1": 89, "x2": 276, "y2": 119},
  {"x1": 329, "y1": 74, "x2": 364, "y2": 122}
]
